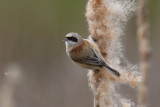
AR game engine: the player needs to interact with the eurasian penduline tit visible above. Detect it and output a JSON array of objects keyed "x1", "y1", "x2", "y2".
[{"x1": 64, "y1": 32, "x2": 120, "y2": 77}]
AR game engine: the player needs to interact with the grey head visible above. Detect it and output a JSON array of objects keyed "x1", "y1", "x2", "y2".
[{"x1": 65, "y1": 32, "x2": 83, "y2": 51}]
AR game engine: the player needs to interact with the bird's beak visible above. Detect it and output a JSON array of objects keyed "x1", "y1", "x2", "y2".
[{"x1": 64, "y1": 38, "x2": 68, "y2": 41}]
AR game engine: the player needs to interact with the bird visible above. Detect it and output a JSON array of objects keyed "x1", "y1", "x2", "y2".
[{"x1": 64, "y1": 32, "x2": 120, "y2": 77}]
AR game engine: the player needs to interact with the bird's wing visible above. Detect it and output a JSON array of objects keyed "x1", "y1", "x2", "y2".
[
  {"x1": 85, "y1": 40, "x2": 120, "y2": 77},
  {"x1": 72, "y1": 46, "x2": 104, "y2": 67}
]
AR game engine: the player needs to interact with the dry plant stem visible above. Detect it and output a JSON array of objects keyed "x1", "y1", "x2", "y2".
[
  {"x1": 0, "y1": 78, "x2": 15, "y2": 107},
  {"x1": 93, "y1": 71, "x2": 101, "y2": 107},
  {"x1": 86, "y1": 0, "x2": 141, "y2": 106},
  {"x1": 137, "y1": 0, "x2": 150, "y2": 106},
  {"x1": 0, "y1": 64, "x2": 21, "y2": 107},
  {"x1": 86, "y1": 0, "x2": 116, "y2": 106},
  {"x1": 88, "y1": 70, "x2": 113, "y2": 107}
]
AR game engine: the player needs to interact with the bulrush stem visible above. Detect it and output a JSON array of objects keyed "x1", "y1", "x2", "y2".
[
  {"x1": 86, "y1": 0, "x2": 142, "y2": 106},
  {"x1": 137, "y1": 0, "x2": 150, "y2": 106}
]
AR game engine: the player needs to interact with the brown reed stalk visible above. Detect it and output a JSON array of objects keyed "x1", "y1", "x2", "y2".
[
  {"x1": 86, "y1": 0, "x2": 142, "y2": 106},
  {"x1": 86, "y1": 0, "x2": 118, "y2": 106},
  {"x1": 137, "y1": 0, "x2": 150, "y2": 106},
  {"x1": 0, "y1": 64, "x2": 21, "y2": 107}
]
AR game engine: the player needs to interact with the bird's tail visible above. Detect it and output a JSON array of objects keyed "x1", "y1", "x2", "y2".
[{"x1": 103, "y1": 63, "x2": 120, "y2": 77}]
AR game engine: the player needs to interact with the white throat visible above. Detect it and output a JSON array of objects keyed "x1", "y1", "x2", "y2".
[{"x1": 65, "y1": 41, "x2": 77, "y2": 52}]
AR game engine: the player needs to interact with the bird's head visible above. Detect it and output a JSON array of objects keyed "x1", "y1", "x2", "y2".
[{"x1": 64, "y1": 32, "x2": 83, "y2": 51}]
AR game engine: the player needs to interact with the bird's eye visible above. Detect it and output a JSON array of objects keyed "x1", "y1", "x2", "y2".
[{"x1": 66, "y1": 36, "x2": 78, "y2": 42}]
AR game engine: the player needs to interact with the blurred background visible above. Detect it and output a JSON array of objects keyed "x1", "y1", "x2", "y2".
[{"x1": 0, "y1": 0, "x2": 159, "y2": 107}]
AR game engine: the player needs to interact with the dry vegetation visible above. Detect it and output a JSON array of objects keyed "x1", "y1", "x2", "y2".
[
  {"x1": 86, "y1": 0, "x2": 150, "y2": 106},
  {"x1": 137, "y1": 0, "x2": 150, "y2": 106}
]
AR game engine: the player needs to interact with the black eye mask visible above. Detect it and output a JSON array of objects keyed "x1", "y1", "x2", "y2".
[{"x1": 66, "y1": 36, "x2": 78, "y2": 42}]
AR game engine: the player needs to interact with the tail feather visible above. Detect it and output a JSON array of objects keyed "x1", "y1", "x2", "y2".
[{"x1": 103, "y1": 64, "x2": 120, "y2": 77}]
